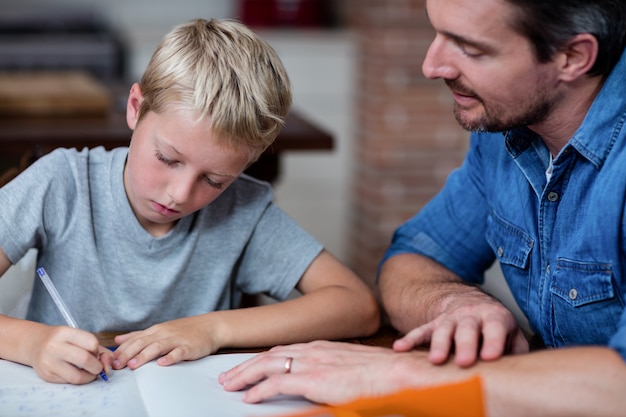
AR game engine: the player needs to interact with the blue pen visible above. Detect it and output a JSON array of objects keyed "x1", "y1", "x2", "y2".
[{"x1": 36, "y1": 267, "x2": 109, "y2": 382}]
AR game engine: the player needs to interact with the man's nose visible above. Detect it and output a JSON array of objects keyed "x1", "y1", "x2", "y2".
[{"x1": 422, "y1": 35, "x2": 458, "y2": 80}]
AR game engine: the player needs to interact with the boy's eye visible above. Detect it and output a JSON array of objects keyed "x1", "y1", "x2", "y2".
[
  {"x1": 155, "y1": 150, "x2": 171, "y2": 164},
  {"x1": 155, "y1": 149, "x2": 224, "y2": 189},
  {"x1": 155, "y1": 150, "x2": 176, "y2": 166},
  {"x1": 204, "y1": 177, "x2": 224, "y2": 190}
]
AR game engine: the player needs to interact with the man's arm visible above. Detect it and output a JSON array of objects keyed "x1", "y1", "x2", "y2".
[
  {"x1": 378, "y1": 253, "x2": 468, "y2": 332},
  {"x1": 220, "y1": 340, "x2": 626, "y2": 417},
  {"x1": 379, "y1": 253, "x2": 528, "y2": 366},
  {"x1": 477, "y1": 346, "x2": 626, "y2": 417}
]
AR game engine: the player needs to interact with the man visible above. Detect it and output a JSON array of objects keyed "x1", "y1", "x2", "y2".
[{"x1": 219, "y1": 0, "x2": 626, "y2": 415}]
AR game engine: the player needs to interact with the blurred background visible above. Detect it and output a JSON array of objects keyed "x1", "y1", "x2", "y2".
[
  {"x1": 0, "y1": 0, "x2": 527, "y2": 329},
  {"x1": 0, "y1": 0, "x2": 358, "y2": 266}
]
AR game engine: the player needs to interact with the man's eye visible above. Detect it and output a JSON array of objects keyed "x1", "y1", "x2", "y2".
[{"x1": 459, "y1": 43, "x2": 483, "y2": 58}]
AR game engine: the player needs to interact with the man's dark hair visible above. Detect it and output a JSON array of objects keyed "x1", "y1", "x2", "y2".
[{"x1": 506, "y1": 0, "x2": 626, "y2": 77}]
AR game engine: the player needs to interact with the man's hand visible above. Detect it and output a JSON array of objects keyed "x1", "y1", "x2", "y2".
[
  {"x1": 379, "y1": 254, "x2": 528, "y2": 367},
  {"x1": 219, "y1": 341, "x2": 455, "y2": 405},
  {"x1": 392, "y1": 289, "x2": 529, "y2": 366}
]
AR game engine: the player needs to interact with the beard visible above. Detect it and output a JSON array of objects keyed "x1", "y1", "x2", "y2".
[{"x1": 446, "y1": 79, "x2": 553, "y2": 133}]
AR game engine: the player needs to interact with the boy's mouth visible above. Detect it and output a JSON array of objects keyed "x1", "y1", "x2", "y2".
[{"x1": 151, "y1": 201, "x2": 180, "y2": 216}]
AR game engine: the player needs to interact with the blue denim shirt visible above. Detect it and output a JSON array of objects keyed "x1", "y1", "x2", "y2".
[{"x1": 382, "y1": 49, "x2": 626, "y2": 359}]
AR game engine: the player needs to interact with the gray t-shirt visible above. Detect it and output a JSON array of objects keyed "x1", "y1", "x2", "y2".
[{"x1": 0, "y1": 147, "x2": 323, "y2": 332}]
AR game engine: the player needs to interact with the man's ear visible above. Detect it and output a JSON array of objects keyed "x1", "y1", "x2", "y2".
[
  {"x1": 126, "y1": 83, "x2": 144, "y2": 130},
  {"x1": 557, "y1": 33, "x2": 599, "y2": 82}
]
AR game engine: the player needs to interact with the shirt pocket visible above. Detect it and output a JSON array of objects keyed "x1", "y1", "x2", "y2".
[
  {"x1": 485, "y1": 212, "x2": 534, "y2": 312},
  {"x1": 550, "y1": 259, "x2": 622, "y2": 346}
]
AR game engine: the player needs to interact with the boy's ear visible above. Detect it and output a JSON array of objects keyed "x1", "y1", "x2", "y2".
[
  {"x1": 557, "y1": 33, "x2": 599, "y2": 82},
  {"x1": 126, "y1": 83, "x2": 144, "y2": 130}
]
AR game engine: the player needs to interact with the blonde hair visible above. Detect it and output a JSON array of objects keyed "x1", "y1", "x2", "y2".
[{"x1": 137, "y1": 19, "x2": 292, "y2": 161}]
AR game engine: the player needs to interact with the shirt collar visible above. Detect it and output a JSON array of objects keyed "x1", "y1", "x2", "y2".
[
  {"x1": 504, "y1": 48, "x2": 626, "y2": 168},
  {"x1": 570, "y1": 48, "x2": 626, "y2": 169},
  {"x1": 504, "y1": 127, "x2": 540, "y2": 157}
]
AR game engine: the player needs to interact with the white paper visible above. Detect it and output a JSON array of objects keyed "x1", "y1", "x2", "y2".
[
  {"x1": 0, "y1": 353, "x2": 317, "y2": 417},
  {"x1": 0, "y1": 359, "x2": 148, "y2": 417}
]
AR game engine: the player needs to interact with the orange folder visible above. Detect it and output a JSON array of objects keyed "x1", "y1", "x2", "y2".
[{"x1": 284, "y1": 376, "x2": 485, "y2": 417}]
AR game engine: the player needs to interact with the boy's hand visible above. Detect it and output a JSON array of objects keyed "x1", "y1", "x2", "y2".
[
  {"x1": 112, "y1": 316, "x2": 220, "y2": 370},
  {"x1": 28, "y1": 325, "x2": 111, "y2": 384}
]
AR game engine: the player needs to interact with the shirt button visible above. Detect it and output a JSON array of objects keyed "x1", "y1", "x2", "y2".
[
  {"x1": 497, "y1": 247, "x2": 504, "y2": 257},
  {"x1": 547, "y1": 191, "x2": 559, "y2": 202},
  {"x1": 546, "y1": 264, "x2": 550, "y2": 274},
  {"x1": 569, "y1": 288, "x2": 578, "y2": 300}
]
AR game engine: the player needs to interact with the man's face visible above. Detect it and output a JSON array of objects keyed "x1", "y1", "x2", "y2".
[
  {"x1": 124, "y1": 85, "x2": 250, "y2": 237},
  {"x1": 423, "y1": 0, "x2": 562, "y2": 132}
]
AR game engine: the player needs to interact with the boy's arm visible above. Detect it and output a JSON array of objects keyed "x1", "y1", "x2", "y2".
[
  {"x1": 0, "y1": 247, "x2": 112, "y2": 384},
  {"x1": 0, "y1": 246, "x2": 11, "y2": 280},
  {"x1": 214, "y1": 249, "x2": 380, "y2": 346},
  {"x1": 112, "y1": 249, "x2": 380, "y2": 369}
]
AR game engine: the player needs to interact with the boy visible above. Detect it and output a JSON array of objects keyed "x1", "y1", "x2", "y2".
[{"x1": 0, "y1": 19, "x2": 379, "y2": 384}]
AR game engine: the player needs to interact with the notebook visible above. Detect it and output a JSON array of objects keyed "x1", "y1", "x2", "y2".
[{"x1": 0, "y1": 353, "x2": 318, "y2": 417}]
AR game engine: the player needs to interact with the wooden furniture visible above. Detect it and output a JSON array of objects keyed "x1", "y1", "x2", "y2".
[
  {"x1": 95, "y1": 325, "x2": 401, "y2": 351},
  {"x1": 0, "y1": 108, "x2": 333, "y2": 185},
  {"x1": 0, "y1": 74, "x2": 333, "y2": 185}
]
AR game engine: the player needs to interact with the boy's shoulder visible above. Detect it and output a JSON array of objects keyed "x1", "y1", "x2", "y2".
[
  {"x1": 43, "y1": 146, "x2": 125, "y2": 164},
  {"x1": 231, "y1": 174, "x2": 272, "y2": 193},
  {"x1": 220, "y1": 174, "x2": 274, "y2": 204},
  {"x1": 33, "y1": 146, "x2": 123, "y2": 176}
]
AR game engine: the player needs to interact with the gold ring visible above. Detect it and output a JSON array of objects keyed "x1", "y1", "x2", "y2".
[{"x1": 284, "y1": 357, "x2": 293, "y2": 374}]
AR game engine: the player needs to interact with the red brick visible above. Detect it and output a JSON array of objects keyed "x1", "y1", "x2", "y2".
[{"x1": 346, "y1": 0, "x2": 469, "y2": 288}]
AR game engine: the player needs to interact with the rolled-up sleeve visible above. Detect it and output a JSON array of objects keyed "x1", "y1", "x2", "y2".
[{"x1": 609, "y1": 307, "x2": 626, "y2": 361}]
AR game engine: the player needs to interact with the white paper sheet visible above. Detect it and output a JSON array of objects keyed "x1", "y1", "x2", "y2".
[
  {"x1": 0, "y1": 359, "x2": 148, "y2": 417},
  {"x1": 0, "y1": 353, "x2": 317, "y2": 417}
]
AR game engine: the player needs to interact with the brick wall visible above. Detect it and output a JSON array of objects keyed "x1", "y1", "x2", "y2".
[{"x1": 346, "y1": 0, "x2": 469, "y2": 287}]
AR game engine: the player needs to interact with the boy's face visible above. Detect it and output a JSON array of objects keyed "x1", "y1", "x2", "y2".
[{"x1": 124, "y1": 84, "x2": 250, "y2": 237}]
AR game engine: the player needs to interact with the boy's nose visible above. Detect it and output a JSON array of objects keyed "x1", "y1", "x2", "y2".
[{"x1": 167, "y1": 174, "x2": 195, "y2": 205}]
